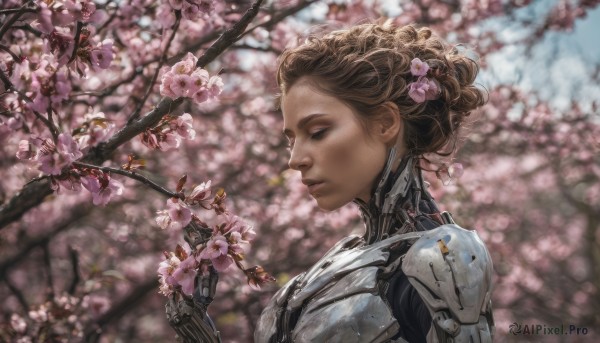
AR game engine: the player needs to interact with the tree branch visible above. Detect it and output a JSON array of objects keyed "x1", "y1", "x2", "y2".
[
  {"x1": 196, "y1": 0, "x2": 265, "y2": 68},
  {"x1": 3, "y1": 275, "x2": 29, "y2": 313},
  {"x1": 42, "y1": 241, "x2": 55, "y2": 301},
  {"x1": 0, "y1": 0, "x2": 283, "y2": 229},
  {"x1": 84, "y1": 278, "x2": 159, "y2": 342},
  {"x1": 0, "y1": 205, "x2": 92, "y2": 280},
  {"x1": 0, "y1": 43, "x2": 21, "y2": 61},
  {"x1": 0, "y1": 1, "x2": 35, "y2": 40},
  {"x1": 73, "y1": 161, "x2": 182, "y2": 198},
  {"x1": 68, "y1": 21, "x2": 83, "y2": 64},
  {"x1": 67, "y1": 246, "x2": 80, "y2": 295}
]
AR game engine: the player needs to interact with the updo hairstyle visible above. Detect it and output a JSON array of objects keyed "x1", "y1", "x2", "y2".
[{"x1": 276, "y1": 22, "x2": 486, "y2": 157}]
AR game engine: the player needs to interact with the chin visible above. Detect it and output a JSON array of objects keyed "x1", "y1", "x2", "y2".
[{"x1": 314, "y1": 196, "x2": 348, "y2": 212}]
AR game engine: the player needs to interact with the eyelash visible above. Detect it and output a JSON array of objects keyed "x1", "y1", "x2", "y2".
[{"x1": 286, "y1": 128, "x2": 328, "y2": 150}]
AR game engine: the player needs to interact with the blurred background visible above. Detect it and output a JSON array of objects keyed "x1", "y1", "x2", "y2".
[{"x1": 0, "y1": 0, "x2": 598, "y2": 342}]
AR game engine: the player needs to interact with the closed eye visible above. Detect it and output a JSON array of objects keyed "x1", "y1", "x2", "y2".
[{"x1": 310, "y1": 128, "x2": 328, "y2": 140}]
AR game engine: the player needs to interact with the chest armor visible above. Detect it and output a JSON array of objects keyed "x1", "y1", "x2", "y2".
[{"x1": 254, "y1": 233, "x2": 420, "y2": 343}]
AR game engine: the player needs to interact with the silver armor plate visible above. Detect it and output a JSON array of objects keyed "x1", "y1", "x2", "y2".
[{"x1": 403, "y1": 224, "x2": 495, "y2": 342}]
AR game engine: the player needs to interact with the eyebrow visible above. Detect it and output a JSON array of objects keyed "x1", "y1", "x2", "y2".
[{"x1": 283, "y1": 113, "x2": 327, "y2": 138}]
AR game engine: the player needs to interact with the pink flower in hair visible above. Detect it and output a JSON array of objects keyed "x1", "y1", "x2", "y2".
[
  {"x1": 410, "y1": 58, "x2": 429, "y2": 76},
  {"x1": 408, "y1": 77, "x2": 439, "y2": 103}
]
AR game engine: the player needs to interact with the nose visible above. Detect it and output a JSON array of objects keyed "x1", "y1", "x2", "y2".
[{"x1": 288, "y1": 143, "x2": 311, "y2": 171}]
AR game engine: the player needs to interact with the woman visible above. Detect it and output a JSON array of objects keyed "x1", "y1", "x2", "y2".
[
  {"x1": 168, "y1": 22, "x2": 494, "y2": 343},
  {"x1": 253, "y1": 22, "x2": 494, "y2": 343}
]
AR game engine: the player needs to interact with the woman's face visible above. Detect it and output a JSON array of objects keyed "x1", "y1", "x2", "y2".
[{"x1": 282, "y1": 78, "x2": 389, "y2": 211}]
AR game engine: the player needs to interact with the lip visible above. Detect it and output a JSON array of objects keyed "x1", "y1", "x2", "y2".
[{"x1": 306, "y1": 181, "x2": 325, "y2": 194}]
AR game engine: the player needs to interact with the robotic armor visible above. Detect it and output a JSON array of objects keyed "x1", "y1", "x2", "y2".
[{"x1": 255, "y1": 149, "x2": 495, "y2": 343}]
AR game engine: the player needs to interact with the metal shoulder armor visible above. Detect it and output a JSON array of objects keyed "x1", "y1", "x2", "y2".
[{"x1": 402, "y1": 224, "x2": 495, "y2": 343}]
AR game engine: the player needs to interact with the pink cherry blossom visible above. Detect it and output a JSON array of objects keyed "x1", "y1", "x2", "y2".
[
  {"x1": 408, "y1": 77, "x2": 439, "y2": 103},
  {"x1": 166, "y1": 198, "x2": 192, "y2": 230},
  {"x1": 158, "y1": 254, "x2": 181, "y2": 296},
  {"x1": 170, "y1": 74, "x2": 194, "y2": 97},
  {"x1": 171, "y1": 113, "x2": 196, "y2": 140},
  {"x1": 36, "y1": 2, "x2": 54, "y2": 34},
  {"x1": 159, "y1": 132, "x2": 181, "y2": 151},
  {"x1": 172, "y1": 255, "x2": 198, "y2": 295},
  {"x1": 57, "y1": 133, "x2": 83, "y2": 163},
  {"x1": 182, "y1": 2, "x2": 200, "y2": 21},
  {"x1": 168, "y1": 0, "x2": 184, "y2": 10},
  {"x1": 10, "y1": 314, "x2": 27, "y2": 334},
  {"x1": 16, "y1": 140, "x2": 34, "y2": 160},
  {"x1": 91, "y1": 176, "x2": 123, "y2": 206},
  {"x1": 211, "y1": 254, "x2": 233, "y2": 272},
  {"x1": 207, "y1": 75, "x2": 224, "y2": 98},
  {"x1": 160, "y1": 72, "x2": 178, "y2": 98},
  {"x1": 155, "y1": 210, "x2": 171, "y2": 230},
  {"x1": 156, "y1": 4, "x2": 176, "y2": 28},
  {"x1": 90, "y1": 40, "x2": 114, "y2": 70},
  {"x1": 191, "y1": 88, "x2": 210, "y2": 104},
  {"x1": 187, "y1": 180, "x2": 211, "y2": 206},
  {"x1": 199, "y1": 235, "x2": 228, "y2": 260},
  {"x1": 410, "y1": 57, "x2": 430, "y2": 76},
  {"x1": 190, "y1": 68, "x2": 210, "y2": 90}
]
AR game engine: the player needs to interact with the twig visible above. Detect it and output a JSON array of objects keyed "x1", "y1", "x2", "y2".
[
  {"x1": 0, "y1": 205, "x2": 92, "y2": 280},
  {"x1": 0, "y1": 1, "x2": 35, "y2": 40},
  {"x1": 0, "y1": 7, "x2": 36, "y2": 15},
  {"x1": 4, "y1": 276, "x2": 29, "y2": 313},
  {"x1": 84, "y1": 278, "x2": 158, "y2": 341},
  {"x1": 196, "y1": 0, "x2": 265, "y2": 68},
  {"x1": 243, "y1": 0, "x2": 318, "y2": 36},
  {"x1": 11, "y1": 24, "x2": 43, "y2": 37},
  {"x1": 0, "y1": 0, "x2": 278, "y2": 230},
  {"x1": 67, "y1": 246, "x2": 80, "y2": 295},
  {"x1": 0, "y1": 43, "x2": 21, "y2": 61},
  {"x1": 127, "y1": 12, "x2": 182, "y2": 124},
  {"x1": 73, "y1": 161, "x2": 182, "y2": 199},
  {"x1": 42, "y1": 241, "x2": 55, "y2": 301},
  {"x1": 69, "y1": 21, "x2": 84, "y2": 64}
]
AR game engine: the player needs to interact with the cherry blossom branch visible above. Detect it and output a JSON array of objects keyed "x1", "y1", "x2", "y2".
[
  {"x1": 195, "y1": 0, "x2": 264, "y2": 68},
  {"x1": 42, "y1": 242, "x2": 55, "y2": 301},
  {"x1": 3, "y1": 276, "x2": 29, "y2": 313},
  {"x1": 0, "y1": 205, "x2": 93, "y2": 280},
  {"x1": 0, "y1": 1, "x2": 35, "y2": 40},
  {"x1": 73, "y1": 161, "x2": 182, "y2": 199},
  {"x1": 84, "y1": 278, "x2": 158, "y2": 341},
  {"x1": 67, "y1": 246, "x2": 80, "y2": 295},
  {"x1": 10, "y1": 24, "x2": 43, "y2": 37},
  {"x1": 68, "y1": 21, "x2": 84, "y2": 64},
  {"x1": 243, "y1": 0, "x2": 317, "y2": 35},
  {"x1": 128, "y1": 12, "x2": 182, "y2": 124},
  {"x1": 0, "y1": 0, "x2": 267, "y2": 229}
]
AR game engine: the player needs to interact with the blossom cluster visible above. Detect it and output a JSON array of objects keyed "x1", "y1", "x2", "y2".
[
  {"x1": 156, "y1": 180, "x2": 273, "y2": 297},
  {"x1": 141, "y1": 113, "x2": 196, "y2": 151},
  {"x1": 16, "y1": 131, "x2": 123, "y2": 206},
  {"x1": 156, "y1": 0, "x2": 214, "y2": 28},
  {"x1": 160, "y1": 53, "x2": 224, "y2": 104},
  {"x1": 407, "y1": 58, "x2": 440, "y2": 103},
  {"x1": 4, "y1": 293, "x2": 111, "y2": 342}
]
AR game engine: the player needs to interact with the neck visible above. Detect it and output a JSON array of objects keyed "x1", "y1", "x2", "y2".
[{"x1": 352, "y1": 148, "x2": 441, "y2": 244}]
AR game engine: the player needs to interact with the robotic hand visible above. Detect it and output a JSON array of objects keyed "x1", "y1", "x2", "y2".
[{"x1": 165, "y1": 223, "x2": 222, "y2": 343}]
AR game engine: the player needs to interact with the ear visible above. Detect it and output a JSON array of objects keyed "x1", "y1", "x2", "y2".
[{"x1": 373, "y1": 102, "x2": 402, "y2": 147}]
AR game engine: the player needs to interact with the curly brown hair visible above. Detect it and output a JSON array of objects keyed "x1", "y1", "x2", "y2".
[{"x1": 276, "y1": 22, "x2": 486, "y2": 157}]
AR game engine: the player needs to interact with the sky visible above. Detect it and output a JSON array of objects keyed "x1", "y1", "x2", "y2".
[{"x1": 474, "y1": 1, "x2": 600, "y2": 112}]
